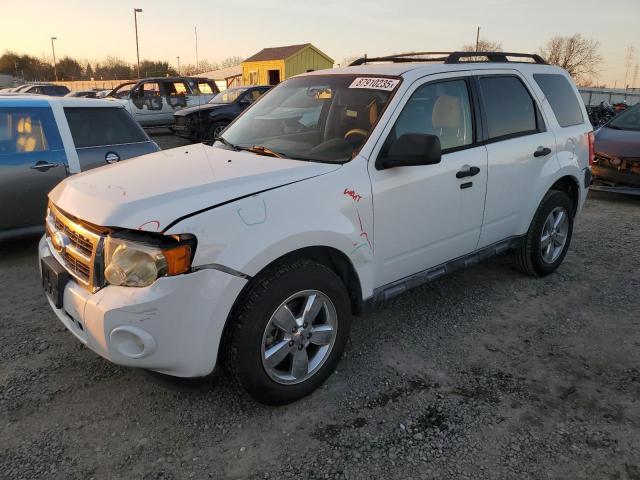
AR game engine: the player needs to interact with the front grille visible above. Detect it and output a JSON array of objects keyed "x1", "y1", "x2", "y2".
[
  {"x1": 46, "y1": 204, "x2": 104, "y2": 291},
  {"x1": 174, "y1": 116, "x2": 187, "y2": 127}
]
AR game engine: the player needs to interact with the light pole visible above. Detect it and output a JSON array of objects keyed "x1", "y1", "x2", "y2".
[
  {"x1": 50, "y1": 36, "x2": 58, "y2": 81},
  {"x1": 133, "y1": 8, "x2": 142, "y2": 79},
  {"x1": 176, "y1": 56, "x2": 180, "y2": 75}
]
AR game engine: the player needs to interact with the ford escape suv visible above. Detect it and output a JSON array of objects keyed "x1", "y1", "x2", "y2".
[{"x1": 39, "y1": 52, "x2": 593, "y2": 405}]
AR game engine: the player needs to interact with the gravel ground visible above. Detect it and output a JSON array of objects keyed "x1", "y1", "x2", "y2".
[{"x1": 1, "y1": 135, "x2": 639, "y2": 479}]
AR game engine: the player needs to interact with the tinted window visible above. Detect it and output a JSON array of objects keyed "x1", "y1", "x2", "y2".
[
  {"x1": 534, "y1": 74, "x2": 583, "y2": 127},
  {"x1": 391, "y1": 79, "x2": 474, "y2": 151},
  {"x1": 479, "y1": 76, "x2": 537, "y2": 139},
  {"x1": 64, "y1": 107, "x2": 148, "y2": 148},
  {"x1": 0, "y1": 107, "x2": 63, "y2": 156}
]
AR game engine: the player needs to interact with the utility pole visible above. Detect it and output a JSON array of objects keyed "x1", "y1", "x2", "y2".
[
  {"x1": 633, "y1": 64, "x2": 639, "y2": 90},
  {"x1": 50, "y1": 36, "x2": 58, "y2": 81},
  {"x1": 195, "y1": 26, "x2": 199, "y2": 73},
  {"x1": 624, "y1": 45, "x2": 635, "y2": 90},
  {"x1": 134, "y1": 8, "x2": 143, "y2": 79},
  {"x1": 475, "y1": 26, "x2": 480, "y2": 52},
  {"x1": 176, "y1": 56, "x2": 181, "y2": 75}
]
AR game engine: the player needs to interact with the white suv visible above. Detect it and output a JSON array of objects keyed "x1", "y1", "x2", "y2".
[{"x1": 39, "y1": 52, "x2": 593, "y2": 404}]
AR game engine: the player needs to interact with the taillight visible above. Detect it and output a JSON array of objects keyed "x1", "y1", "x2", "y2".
[{"x1": 587, "y1": 131, "x2": 595, "y2": 166}]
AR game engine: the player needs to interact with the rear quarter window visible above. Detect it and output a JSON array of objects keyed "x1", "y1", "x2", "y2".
[
  {"x1": 533, "y1": 73, "x2": 584, "y2": 127},
  {"x1": 64, "y1": 107, "x2": 149, "y2": 148}
]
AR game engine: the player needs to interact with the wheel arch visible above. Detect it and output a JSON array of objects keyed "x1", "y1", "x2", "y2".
[
  {"x1": 217, "y1": 245, "x2": 365, "y2": 364},
  {"x1": 549, "y1": 174, "x2": 580, "y2": 216}
]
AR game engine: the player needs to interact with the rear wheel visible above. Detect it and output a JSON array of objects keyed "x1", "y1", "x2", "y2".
[
  {"x1": 514, "y1": 190, "x2": 574, "y2": 277},
  {"x1": 222, "y1": 259, "x2": 352, "y2": 405}
]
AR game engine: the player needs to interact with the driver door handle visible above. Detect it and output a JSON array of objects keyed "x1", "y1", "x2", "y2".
[
  {"x1": 534, "y1": 146, "x2": 552, "y2": 157},
  {"x1": 30, "y1": 161, "x2": 62, "y2": 172},
  {"x1": 456, "y1": 165, "x2": 480, "y2": 179}
]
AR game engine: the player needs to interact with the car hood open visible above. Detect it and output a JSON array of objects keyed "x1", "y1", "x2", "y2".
[{"x1": 49, "y1": 144, "x2": 340, "y2": 232}]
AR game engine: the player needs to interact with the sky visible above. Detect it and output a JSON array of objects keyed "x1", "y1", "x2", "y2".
[{"x1": 0, "y1": 0, "x2": 638, "y2": 87}]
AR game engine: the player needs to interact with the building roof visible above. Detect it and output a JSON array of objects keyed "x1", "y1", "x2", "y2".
[
  {"x1": 244, "y1": 43, "x2": 327, "y2": 63},
  {"x1": 195, "y1": 65, "x2": 242, "y2": 80}
]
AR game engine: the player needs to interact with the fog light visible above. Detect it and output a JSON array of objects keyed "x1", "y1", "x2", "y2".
[{"x1": 109, "y1": 326, "x2": 156, "y2": 358}]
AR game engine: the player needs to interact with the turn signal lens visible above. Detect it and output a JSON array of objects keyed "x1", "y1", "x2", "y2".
[{"x1": 163, "y1": 245, "x2": 192, "y2": 275}]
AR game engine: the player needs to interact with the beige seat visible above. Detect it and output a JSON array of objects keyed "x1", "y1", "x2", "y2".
[
  {"x1": 16, "y1": 117, "x2": 45, "y2": 153},
  {"x1": 431, "y1": 95, "x2": 464, "y2": 149}
]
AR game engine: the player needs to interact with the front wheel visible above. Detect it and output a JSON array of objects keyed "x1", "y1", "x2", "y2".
[
  {"x1": 513, "y1": 190, "x2": 574, "y2": 277},
  {"x1": 222, "y1": 259, "x2": 352, "y2": 405},
  {"x1": 207, "y1": 122, "x2": 229, "y2": 142}
]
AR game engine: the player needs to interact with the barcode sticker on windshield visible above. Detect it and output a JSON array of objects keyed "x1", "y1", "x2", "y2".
[{"x1": 349, "y1": 77, "x2": 400, "y2": 91}]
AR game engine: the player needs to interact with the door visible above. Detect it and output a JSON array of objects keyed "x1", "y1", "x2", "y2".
[
  {"x1": 0, "y1": 106, "x2": 68, "y2": 234},
  {"x1": 369, "y1": 75, "x2": 488, "y2": 286},
  {"x1": 268, "y1": 70, "x2": 281, "y2": 86},
  {"x1": 129, "y1": 81, "x2": 163, "y2": 126},
  {"x1": 473, "y1": 72, "x2": 559, "y2": 248},
  {"x1": 63, "y1": 106, "x2": 156, "y2": 170}
]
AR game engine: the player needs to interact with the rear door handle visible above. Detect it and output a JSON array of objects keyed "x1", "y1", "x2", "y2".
[
  {"x1": 30, "y1": 161, "x2": 62, "y2": 172},
  {"x1": 533, "y1": 146, "x2": 552, "y2": 157},
  {"x1": 456, "y1": 165, "x2": 480, "y2": 179}
]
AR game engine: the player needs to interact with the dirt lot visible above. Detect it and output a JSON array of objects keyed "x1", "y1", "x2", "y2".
[{"x1": 1, "y1": 135, "x2": 639, "y2": 479}]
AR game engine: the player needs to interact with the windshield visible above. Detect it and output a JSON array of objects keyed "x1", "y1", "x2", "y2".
[
  {"x1": 218, "y1": 75, "x2": 400, "y2": 162},
  {"x1": 608, "y1": 104, "x2": 640, "y2": 131},
  {"x1": 209, "y1": 88, "x2": 247, "y2": 104}
]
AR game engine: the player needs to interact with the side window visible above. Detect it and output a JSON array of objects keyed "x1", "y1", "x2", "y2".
[
  {"x1": 196, "y1": 81, "x2": 214, "y2": 94},
  {"x1": 142, "y1": 82, "x2": 160, "y2": 98},
  {"x1": 391, "y1": 79, "x2": 474, "y2": 151},
  {"x1": 0, "y1": 107, "x2": 63, "y2": 155},
  {"x1": 163, "y1": 81, "x2": 190, "y2": 96},
  {"x1": 248, "y1": 89, "x2": 265, "y2": 102},
  {"x1": 479, "y1": 76, "x2": 538, "y2": 140},
  {"x1": 64, "y1": 107, "x2": 148, "y2": 148},
  {"x1": 533, "y1": 74, "x2": 584, "y2": 127}
]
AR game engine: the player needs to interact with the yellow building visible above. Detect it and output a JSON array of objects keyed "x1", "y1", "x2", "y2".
[{"x1": 242, "y1": 43, "x2": 334, "y2": 86}]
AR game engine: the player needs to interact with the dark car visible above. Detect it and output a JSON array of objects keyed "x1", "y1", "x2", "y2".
[
  {"x1": 172, "y1": 86, "x2": 271, "y2": 141},
  {"x1": 592, "y1": 104, "x2": 640, "y2": 191}
]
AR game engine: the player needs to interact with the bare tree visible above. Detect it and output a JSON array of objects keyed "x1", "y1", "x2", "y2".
[
  {"x1": 539, "y1": 34, "x2": 602, "y2": 83},
  {"x1": 461, "y1": 39, "x2": 503, "y2": 53},
  {"x1": 220, "y1": 56, "x2": 243, "y2": 68}
]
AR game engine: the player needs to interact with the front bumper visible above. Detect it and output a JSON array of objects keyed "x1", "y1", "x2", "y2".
[{"x1": 39, "y1": 236, "x2": 247, "y2": 377}]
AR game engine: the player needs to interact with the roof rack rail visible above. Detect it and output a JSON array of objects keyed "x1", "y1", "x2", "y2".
[{"x1": 349, "y1": 51, "x2": 547, "y2": 66}]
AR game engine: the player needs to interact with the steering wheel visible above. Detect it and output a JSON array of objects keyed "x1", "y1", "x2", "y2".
[{"x1": 343, "y1": 128, "x2": 368, "y2": 140}]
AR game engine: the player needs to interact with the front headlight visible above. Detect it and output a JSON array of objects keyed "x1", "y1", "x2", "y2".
[{"x1": 104, "y1": 233, "x2": 195, "y2": 287}]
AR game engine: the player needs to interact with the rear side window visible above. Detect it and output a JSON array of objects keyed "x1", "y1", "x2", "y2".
[
  {"x1": 479, "y1": 76, "x2": 538, "y2": 140},
  {"x1": 533, "y1": 74, "x2": 584, "y2": 127},
  {"x1": 64, "y1": 107, "x2": 148, "y2": 148}
]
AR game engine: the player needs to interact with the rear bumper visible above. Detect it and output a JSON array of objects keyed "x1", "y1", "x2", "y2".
[{"x1": 39, "y1": 236, "x2": 247, "y2": 377}]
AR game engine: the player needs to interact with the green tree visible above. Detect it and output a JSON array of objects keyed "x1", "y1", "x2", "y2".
[{"x1": 56, "y1": 56, "x2": 83, "y2": 81}]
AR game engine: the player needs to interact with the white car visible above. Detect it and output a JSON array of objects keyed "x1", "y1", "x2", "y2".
[
  {"x1": 106, "y1": 77, "x2": 219, "y2": 127},
  {"x1": 39, "y1": 51, "x2": 593, "y2": 405}
]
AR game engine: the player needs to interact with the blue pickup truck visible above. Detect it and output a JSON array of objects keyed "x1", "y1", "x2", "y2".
[{"x1": 0, "y1": 95, "x2": 159, "y2": 240}]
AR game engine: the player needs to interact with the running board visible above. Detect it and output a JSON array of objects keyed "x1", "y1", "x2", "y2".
[{"x1": 372, "y1": 237, "x2": 523, "y2": 303}]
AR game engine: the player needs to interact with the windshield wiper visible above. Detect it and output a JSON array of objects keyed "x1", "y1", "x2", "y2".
[
  {"x1": 212, "y1": 136, "x2": 238, "y2": 149},
  {"x1": 238, "y1": 145, "x2": 287, "y2": 158}
]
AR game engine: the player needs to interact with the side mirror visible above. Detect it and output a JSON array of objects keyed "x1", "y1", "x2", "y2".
[{"x1": 376, "y1": 133, "x2": 442, "y2": 170}]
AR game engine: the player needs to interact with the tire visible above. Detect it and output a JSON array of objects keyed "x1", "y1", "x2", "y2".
[
  {"x1": 207, "y1": 122, "x2": 229, "y2": 142},
  {"x1": 514, "y1": 190, "x2": 574, "y2": 277},
  {"x1": 222, "y1": 259, "x2": 352, "y2": 405}
]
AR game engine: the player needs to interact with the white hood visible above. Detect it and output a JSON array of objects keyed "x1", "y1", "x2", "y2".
[{"x1": 49, "y1": 144, "x2": 340, "y2": 232}]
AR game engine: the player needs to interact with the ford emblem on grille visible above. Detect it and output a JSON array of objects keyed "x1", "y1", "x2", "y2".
[{"x1": 51, "y1": 231, "x2": 70, "y2": 253}]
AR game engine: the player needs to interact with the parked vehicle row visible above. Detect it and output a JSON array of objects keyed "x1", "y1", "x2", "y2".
[
  {"x1": 0, "y1": 95, "x2": 158, "y2": 240},
  {"x1": 106, "y1": 76, "x2": 220, "y2": 127},
  {"x1": 38, "y1": 51, "x2": 593, "y2": 405}
]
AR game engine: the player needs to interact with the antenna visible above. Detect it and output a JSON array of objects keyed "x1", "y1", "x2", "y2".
[{"x1": 195, "y1": 26, "x2": 199, "y2": 74}]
